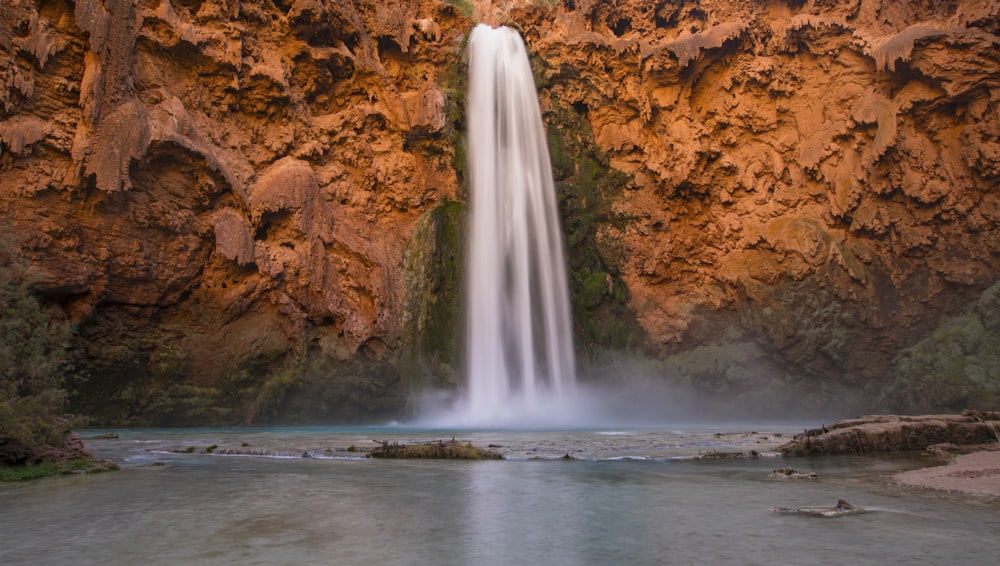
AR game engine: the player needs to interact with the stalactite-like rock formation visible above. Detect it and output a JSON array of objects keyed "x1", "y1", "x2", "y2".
[
  {"x1": 508, "y1": 0, "x2": 1000, "y2": 414},
  {"x1": 2, "y1": 0, "x2": 466, "y2": 424}
]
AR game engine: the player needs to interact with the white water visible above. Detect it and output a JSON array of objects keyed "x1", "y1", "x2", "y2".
[{"x1": 449, "y1": 24, "x2": 577, "y2": 426}]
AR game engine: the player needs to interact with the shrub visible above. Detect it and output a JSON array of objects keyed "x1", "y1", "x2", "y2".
[{"x1": 0, "y1": 226, "x2": 75, "y2": 463}]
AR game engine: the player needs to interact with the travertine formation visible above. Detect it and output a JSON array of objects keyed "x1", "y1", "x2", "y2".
[
  {"x1": 1, "y1": 0, "x2": 998, "y2": 423},
  {"x1": 777, "y1": 412, "x2": 1000, "y2": 455},
  {"x1": 507, "y1": 0, "x2": 1000, "y2": 414}
]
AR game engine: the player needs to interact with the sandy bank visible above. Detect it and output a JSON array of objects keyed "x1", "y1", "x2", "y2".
[{"x1": 894, "y1": 449, "x2": 1000, "y2": 498}]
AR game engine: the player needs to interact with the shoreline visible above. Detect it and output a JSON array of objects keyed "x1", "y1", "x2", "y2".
[
  {"x1": 771, "y1": 412, "x2": 1000, "y2": 500},
  {"x1": 892, "y1": 447, "x2": 1000, "y2": 499}
]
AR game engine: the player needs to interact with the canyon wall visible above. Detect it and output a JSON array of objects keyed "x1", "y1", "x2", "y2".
[
  {"x1": 507, "y1": 0, "x2": 1000, "y2": 414},
  {"x1": 1, "y1": 0, "x2": 998, "y2": 423},
  {"x1": 1, "y1": 0, "x2": 469, "y2": 424}
]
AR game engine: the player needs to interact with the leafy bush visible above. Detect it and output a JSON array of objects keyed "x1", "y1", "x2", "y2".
[{"x1": 0, "y1": 227, "x2": 75, "y2": 461}]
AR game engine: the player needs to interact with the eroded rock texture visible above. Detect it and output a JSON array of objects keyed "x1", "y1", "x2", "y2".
[
  {"x1": 504, "y1": 0, "x2": 1000, "y2": 414},
  {"x1": 2, "y1": 0, "x2": 466, "y2": 424},
  {"x1": 1, "y1": 0, "x2": 998, "y2": 423}
]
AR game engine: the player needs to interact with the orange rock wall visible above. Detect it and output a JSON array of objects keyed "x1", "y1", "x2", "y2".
[
  {"x1": 2, "y1": 0, "x2": 468, "y2": 423},
  {"x1": 507, "y1": 0, "x2": 1000, "y2": 412}
]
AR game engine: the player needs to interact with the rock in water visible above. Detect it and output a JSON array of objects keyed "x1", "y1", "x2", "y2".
[
  {"x1": 368, "y1": 439, "x2": 504, "y2": 460},
  {"x1": 773, "y1": 499, "x2": 871, "y2": 518}
]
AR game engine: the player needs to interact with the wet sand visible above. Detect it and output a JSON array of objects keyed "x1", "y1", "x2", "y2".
[{"x1": 894, "y1": 449, "x2": 1000, "y2": 498}]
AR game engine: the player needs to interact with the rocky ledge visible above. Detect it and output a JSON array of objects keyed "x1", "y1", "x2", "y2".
[
  {"x1": 778, "y1": 411, "x2": 1000, "y2": 456},
  {"x1": 368, "y1": 438, "x2": 504, "y2": 460}
]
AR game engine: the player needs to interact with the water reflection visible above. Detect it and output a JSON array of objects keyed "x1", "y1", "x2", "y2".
[{"x1": 1, "y1": 429, "x2": 997, "y2": 565}]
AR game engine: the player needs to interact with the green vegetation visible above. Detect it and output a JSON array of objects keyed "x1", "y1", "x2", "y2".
[
  {"x1": 542, "y1": 101, "x2": 645, "y2": 356},
  {"x1": 879, "y1": 282, "x2": 1000, "y2": 412},
  {"x1": 0, "y1": 226, "x2": 76, "y2": 464},
  {"x1": 438, "y1": 30, "x2": 471, "y2": 199},
  {"x1": 444, "y1": 0, "x2": 474, "y2": 19},
  {"x1": 394, "y1": 34, "x2": 474, "y2": 398},
  {"x1": 100, "y1": 347, "x2": 405, "y2": 427},
  {"x1": 0, "y1": 458, "x2": 117, "y2": 482},
  {"x1": 400, "y1": 201, "x2": 466, "y2": 394},
  {"x1": 254, "y1": 356, "x2": 405, "y2": 425},
  {"x1": 0, "y1": 460, "x2": 62, "y2": 481}
]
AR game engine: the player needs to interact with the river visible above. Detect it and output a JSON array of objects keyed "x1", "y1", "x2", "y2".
[{"x1": 1, "y1": 425, "x2": 996, "y2": 565}]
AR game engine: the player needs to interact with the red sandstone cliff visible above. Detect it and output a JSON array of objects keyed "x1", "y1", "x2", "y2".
[{"x1": 1, "y1": 0, "x2": 998, "y2": 423}]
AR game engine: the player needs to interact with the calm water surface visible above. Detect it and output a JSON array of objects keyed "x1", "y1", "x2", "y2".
[{"x1": 1, "y1": 425, "x2": 996, "y2": 565}]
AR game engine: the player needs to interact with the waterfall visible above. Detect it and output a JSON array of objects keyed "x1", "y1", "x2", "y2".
[{"x1": 457, "y1": 24, "x2": 577, "y2": 426}]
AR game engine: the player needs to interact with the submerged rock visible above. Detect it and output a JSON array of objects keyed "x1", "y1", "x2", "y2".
[
  {"x1": 771, "y1": 467, "x2": 818, "y2": 479},
  {"x1": 696, "y1": 450, "x2": 761, "y2": 459}
]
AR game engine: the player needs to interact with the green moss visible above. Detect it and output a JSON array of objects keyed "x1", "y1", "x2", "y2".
[
  {"x1": 400, "y1": 34, "x2": 470, "y2": 396},
  {"x1": 0, "y1": 458, "x2": 114, "y2": 482},
  {"x1": 112, "y1": 379, "x2": 227, "y2": 427},
  {"x1": 400, "y1": 201, "x2": 466, "y2": 394},
  {"x1": 426, "y1": 201, "x2": 465, "y2": 359},
  {"x1": 149, "y1": 343, "x2": 190, "y2": 381},
  {"x1": 438, "y1": 32, "x2": 471, "y2": 200},
  {"x1": 879, "y1": 284, "x2": 1000, "y2": 412},
  {"x1": 0, "y1": 461, "x2": 61, "y2": 482},
  {"x1": 539, "y1": 99, "x2": 645, "y2": 356},
  {"x1": 272, "y1": 357, "x2": 405, "y2": 424},
  {"x1": 580, "y1": 271, "x2": 610, "y2": 310},
  {"x1": 443, "y1": 0, "x2": 474, "y2": 18}
]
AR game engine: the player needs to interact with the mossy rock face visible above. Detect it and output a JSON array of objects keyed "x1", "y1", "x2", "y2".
[
  {"x1": 975, "y1": 281, "x2": 1000, "y2": 331},
  {"x1": 75, "y1": 347, "x2": 406, "y2": 427},
  {"x1": 400, "y1": 201, "x2": 466, "y2": 394},
  {"x1": 580, "y1": 271, "x2": 611, "y2": 310},
  {"x1": 271, "y1": 358, "x2": 405, "y2": 425},
  {"x1": 878, "y1": 281, "x2": 1000, "y2": 413},
  {"x1": 443, "y1": 0, "x2": 474, "y2": 18},
  {"x1": 541, "y1": 97, "x2": 645, "y2": 358}
]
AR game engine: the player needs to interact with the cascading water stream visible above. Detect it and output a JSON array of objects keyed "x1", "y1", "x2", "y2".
[{"x1": 454, "y1": 24, "x2": 577, "y2": 426}]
